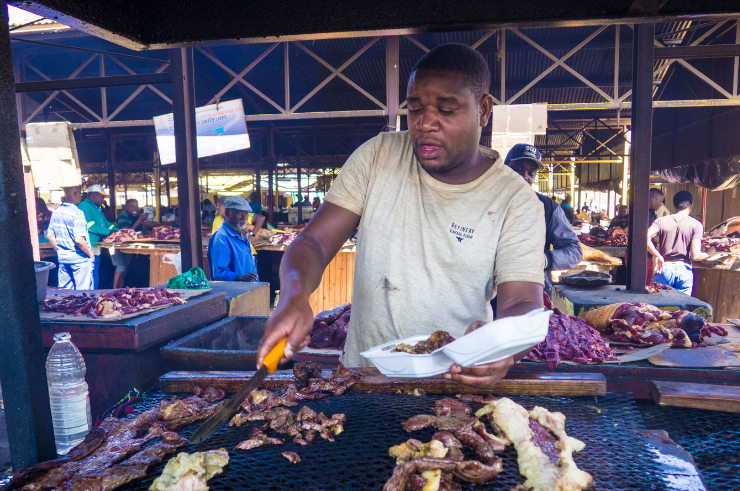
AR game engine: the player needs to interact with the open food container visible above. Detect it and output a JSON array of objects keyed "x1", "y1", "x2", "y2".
[{"x1": 360, "y1": 308, "x2": 551, "y2": 378}]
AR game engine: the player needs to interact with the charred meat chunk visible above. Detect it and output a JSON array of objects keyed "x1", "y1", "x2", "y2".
[{"x1": 392, "y1": 330, "x2": 455, "y2": 354}]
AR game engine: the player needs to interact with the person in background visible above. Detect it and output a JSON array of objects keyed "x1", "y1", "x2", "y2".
[
  {"x1": 249, "y1": 192, "x2": 263, "y2": 214},
  {"x1": 609, "y1": 205, "x2": 630, "y2": 230},
  {"x1": 47, "y1": 186, "x2": 94, "y2": 290},
  {"x1": 649, "y1": 188, "x2": 666, "y2": 223},
  {"x1": 110, "y1": 198, "x2": 147, "y2": 288},
  {"x1": 504, "y1": 144, "x2": 583, "y2": 296},
  {"x1": 648, "y1": 190, "x2": 715, "y2": 295},
  {"x1": 561, "y1": 196, "x2": 575, "y2": 225},
  {"x1": 207, "y1": 196, "x2": 259, "y2": 282},
  {"x1": 312, "y1": 197, "x2": 321, "y2": 210},
  {"x1": 201, "y1": 199, "x2": 217, "y2": 221},
  {"x1": 301, "y1": 195, "x2": 311, "y2": 207},
  {"x1": 78, "y1": 184, "x2": 118, "y2": 289},
  {"x1": 36, "y1": 197, "x2": 52, "y2": 232}
]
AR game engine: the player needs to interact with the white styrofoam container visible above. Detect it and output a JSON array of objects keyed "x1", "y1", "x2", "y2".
[
  {"x1": 359, "y1": 335, "x2": 455, "y2": 378},
  {"x1": 442, "y1": 308, "x2": 551, "y2": 367}
]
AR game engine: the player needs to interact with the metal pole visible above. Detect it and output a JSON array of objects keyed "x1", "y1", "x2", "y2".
[
  {"x1": 165, "y1": 169, "x2": 171, "y2": 208},
  {"x1": 170, "y1": 47, "x2": 202, "y2": 270},
  {"x1": 700, "y1": 187, "x2": 707, "y2": 227},
  {"x1": 0, "y1": 5, "x2": 55, "y2": 466},
  {"x1": 296, "y1": 133, "x2": 302, "y2": 224},
  {"x1": 268, "y1": 129, "x2": 275, "y2": 224},
  {"x1": 577, "y1": 163, "x2": 583, "y2": 211},
  {"x1": 255, "y1": 166, "x2": 261, "y2": 196},
  {"x1": 154, "y1": 155, "x2": 161, "y2": 222},
  {"x1": 386, "y1": 36, "x2": 399, "y2": 131},
  {"x1": 626, "y1": 23, "x2": 653, "y2": 292},
  {"x1": 107, "y1": 133, "x2": 116, "y2": 216}
]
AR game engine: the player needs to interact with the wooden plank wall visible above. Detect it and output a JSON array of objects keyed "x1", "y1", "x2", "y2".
[
  {"x1": 308, "y1": 251, "x2": 355, "y2": 314},
  {"x1": 660, "y1": 182, "x2": 740, "y2": 230}
]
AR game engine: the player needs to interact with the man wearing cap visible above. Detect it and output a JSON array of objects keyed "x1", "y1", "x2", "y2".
[
  {"x1": 207, "y1": 196, "x2": 259, "y2": 282},
  {"x1": 504, "y1": 143, "x2": 582, "y2": 296},
  {"x1": 78, "y1": 184, "x2": 119, "y2": 288},
  {"x1": 47, "y1": 186, "x2": 95, "y2": 290}
]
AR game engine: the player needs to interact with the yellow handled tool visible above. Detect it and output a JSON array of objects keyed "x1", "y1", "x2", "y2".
[{"x1": 189, "y1": 337, "x2": 287, "y2": 444}]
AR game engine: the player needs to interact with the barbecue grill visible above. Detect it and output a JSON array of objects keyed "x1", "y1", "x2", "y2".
[{"x1": 105, "y1": 390, "x2": 740, "y2": 491}]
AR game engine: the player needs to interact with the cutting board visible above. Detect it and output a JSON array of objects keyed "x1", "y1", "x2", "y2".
[
  {"x1": 650, "y1": 380, "x2": 740, "y2": 413},
  {"x1": 159, "y1": 367, "x2": 606, "y2": 396},
  {"x1": 648, "y1": 347, "x2": 740, "y2": 368}
]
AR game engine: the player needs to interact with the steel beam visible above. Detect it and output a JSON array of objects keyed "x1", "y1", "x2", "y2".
[
  {"x1": 386, "y1": 35, "x2": 399, "y2": 130},
  {"x1": 626, "y1": 23, "x2": 653, "y2": 292},
  {"x1": 0, "y1": 6, "x2": 56, "y2": 467},
  {"x1": 170, "y1": 47, "x2": 202, "y2": 271},
  {"x1": 16, "y1": 72, "x2": 171, "y2": 93},
  {"x1": 654, "y1": 44, "x2": 740, "y2": 59}
]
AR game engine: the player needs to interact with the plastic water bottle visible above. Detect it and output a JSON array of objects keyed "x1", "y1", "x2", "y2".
[{"x1": 46, "y1": 332, "x2": 92, "y2": 455}]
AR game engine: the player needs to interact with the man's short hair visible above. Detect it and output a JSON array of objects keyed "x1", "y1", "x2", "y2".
[
  {"x1": 125, "y1": 198, "x2": 138, "y2": 206},
  {"x1": 673, "y1": 190, "x2": 693, "y2": 210},
  {"x1": 411, "y1": 43, "x2": 491, "y2": 100},
  {"x1": 650, "y1": 188, "x2": 664, "y2": 197}
]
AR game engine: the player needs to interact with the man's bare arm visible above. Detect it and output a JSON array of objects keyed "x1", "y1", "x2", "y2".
[
  {"x1": 690, "y1": 238, "x2": 714, "y2": 262},
  {"x1": 257, "y1": 202, "x2": 360, "y2": 366},
  {"x1": 647, "y1": 224, "x2": 661, "y2": 258}
]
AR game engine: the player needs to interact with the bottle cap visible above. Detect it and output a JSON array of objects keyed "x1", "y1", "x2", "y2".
[{"x1": 53, "y1": 332, "x2": 71, "y2": 342}]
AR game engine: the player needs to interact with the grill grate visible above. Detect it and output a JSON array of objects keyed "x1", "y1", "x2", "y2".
[
  {"x1": 120, "y1": 391, "x2": 671, "y2": 491},
  {"x1": 638, "y1": 402, "x2": 740, "y2": 491}
]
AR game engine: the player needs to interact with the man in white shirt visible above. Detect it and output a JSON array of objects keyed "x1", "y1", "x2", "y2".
[{"x1": 257, "y1": 43, "x2": 546, "y2": 386}]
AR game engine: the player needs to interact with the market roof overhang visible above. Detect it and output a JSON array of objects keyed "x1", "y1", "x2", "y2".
[{"x1": 12, "y1": 0, "x2": 740, "y2": 50}]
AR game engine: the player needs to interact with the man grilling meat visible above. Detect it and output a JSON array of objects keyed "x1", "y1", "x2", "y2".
[
  {"x1": 258, "y1": 43, "x2": 546, "y2": 386},
  {"x1": 503, "y1": 144, "x2": 583, "y2": 296}
]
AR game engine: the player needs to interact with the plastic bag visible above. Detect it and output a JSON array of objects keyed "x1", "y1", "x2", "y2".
[{"x1": 166, "y1": 267, "x2": 210, "y2": 290}]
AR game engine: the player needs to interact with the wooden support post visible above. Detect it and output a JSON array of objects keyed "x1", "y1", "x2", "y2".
[
  {"x1": 154, "y1": 155, "x2": 161, "y2": 222},
  {"x1": 701, "y1": 187, "x2": 707, "y2": 227},
  {"x1": 171, "y1": 47, "x2": 202, "y2": 270},
  {"x1": 626, "y1": 23, "x2": 654, "y2": 292},
  {"x1": 577, "y1": 163, "x2": 583, "y2": 211},
  {"x1": 107, "y1": 133, "x2": 116, "y2": 217},
  {"x1": 268, "y1": 129, "x2": 275, "y2": 224},
  {"x1": 296, "y1": 133, "x2": 302, "y2": 224},
  {"x1": 255, "y1": 166, "x2": 261, "y2": 196},
  {"x1": 386, "y1": 35, "x2": 399, "y2": 131},
  {"x1": 0, "y1": 8, "x2": 56, "y2": 466},
  {"x1": 165, "y1": 169, "x2": 171, "y2": 208}
]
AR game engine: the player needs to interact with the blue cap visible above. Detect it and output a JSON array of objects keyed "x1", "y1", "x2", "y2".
[{"x1": 504, "y1": 143, "x2": 545, "y2": 170}]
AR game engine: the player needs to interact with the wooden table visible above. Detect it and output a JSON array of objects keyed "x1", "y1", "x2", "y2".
[
  {"x1": 99, "y1": 243, "x2": 210, "y2": 286},
  {"x1": 693, "y1": 262, "x2": 740, "y2": 324}
]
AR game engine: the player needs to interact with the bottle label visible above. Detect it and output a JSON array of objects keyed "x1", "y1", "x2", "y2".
[{"x1": 50, "y1": 391, "x2": 90, "y2": 435}]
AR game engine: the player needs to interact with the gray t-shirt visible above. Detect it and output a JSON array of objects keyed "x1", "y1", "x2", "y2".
[
  {"x1": 324, "y1": 131, "x2": 546, "y2": 367},
  {"x1": 654, "y1": 214, "x2": 704, "y2": 264}
]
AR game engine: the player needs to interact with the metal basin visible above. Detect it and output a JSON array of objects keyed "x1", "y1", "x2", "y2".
[{"x1": 161, "y1": 316, "x2": 292, "y2": 371}]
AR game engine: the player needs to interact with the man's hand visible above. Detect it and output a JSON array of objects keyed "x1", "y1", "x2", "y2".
[
  {"x1": 236, "y1": 273, "x2": 259, "y2": 282},
  {"x1": 258, "y1": 294, "x2": 314, "y2": 366},
  {"x1": 441, "y1": 321, "x2": 514, "y2": 386},
  {"x1": 88, "y1": 255, "x2": 95, "y2": 262},
  {"x1": 654, "y1": 255, "x2": 665, "y2": 274}
]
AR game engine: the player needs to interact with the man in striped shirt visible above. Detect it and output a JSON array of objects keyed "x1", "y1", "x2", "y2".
[{"x1": 47, "y1": 186, "x2": 95, "y2": 290}]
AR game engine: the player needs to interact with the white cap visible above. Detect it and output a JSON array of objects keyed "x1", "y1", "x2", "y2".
[{"x1": 87, "y1": 184, "x2": 109, "y2": 197}]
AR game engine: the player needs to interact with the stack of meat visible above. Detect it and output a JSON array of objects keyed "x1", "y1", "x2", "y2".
[
  {"x1": 308, "y1": 304, "x2": 351, "y2": 350},
  {"x1": 269, "y1": 231, "x2": 300, "y2": 246},
  {"x1": 3, "y1": 387, "x2": 227, "y2": 491},
  {"x1": 102, "y1": 228, "x2": 143, "y2": 243},
  {"x1": 523, "y1": 294, "x2": 618, "y2": 369},
  {"x1": 702, "y1": 237, "x2": 740, "y2": 258},
  {"x1": 577, "y1": 227, "x2": 627, "y2": 247},
  {"x1": 585, "y1": 302, "x2": 727, "y2": 348},
  {"x1": 151, "y1": 226, "x2": 180, "y2": 240},
  {"x1": 44, "y1": 287, "x2": 186, "y2": 319},
  {"x1": 383, "y1": 397, "x2": 592, "y2": 491}
]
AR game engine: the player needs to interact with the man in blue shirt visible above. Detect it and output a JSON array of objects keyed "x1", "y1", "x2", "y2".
[
  {"x1": 207, "y1": 196, "x2": 259, "y2": 282},
  {"x1": 46, "y1": 186, "x2": 95, "y2": 290},
  {"x1": 78, "y1": 184, "x2": 118, "y2": 288},
  {"x1": 248, "y1": 192, "x2": 263, "y2": 214}
]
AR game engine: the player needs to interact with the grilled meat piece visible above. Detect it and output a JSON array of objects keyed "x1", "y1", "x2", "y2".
[
  {"x1": 473, "y1": 423, "x2": 507, "y2": 453},
  {"x1": 529, "y1": 420, "x2": 559, "y2": 463},
  {"x1": 453, "y1": 426, "x2": 497, "y2": 465},
  {"x1": 158, "y1": 396, "x2": 209, "y2": 421},
  {"x1": 199, "y1": 387, "x2": 225, "y2": 403},
  {"x1": 234, "y1": 428, "x2": 284, "y2": 450},
  {"x1": 431, "y1": 432, "x2": 464, "y2": 462},
  {"x1": 457, "y1": 394, "x2": 498, "y2": 404},
  {"x1": 402, "y1": 415, "x2": 475, "y2": 433},
  {"x1": 293, "y1": 362, "x2": 323, "y2": 391},
  {"x1": 165, "y1": 401, "x2": 224, "y2": 430},
  {"x1": 389, "y1": 439, "x2": 448, "y2": 464},
  {"x1": 433, "y1": 399, "x2": 472, "y2": 417},
  {"x1": 383, "y1": 458, "x2": 503, "y2": 490},
  {"x1": 282, "y1": 452, "x2": 301, "y2": 464},
  {"x1": 392, "y1": 330, "x2": 455, "y2": 354},
  {"x1": 150, "y1": 448, "x2": 228, "y2": 491}
]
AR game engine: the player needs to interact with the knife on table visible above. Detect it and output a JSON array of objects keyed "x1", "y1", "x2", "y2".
[{"x1": 189, "y1": 337, "x2": 287, "y2": 444}]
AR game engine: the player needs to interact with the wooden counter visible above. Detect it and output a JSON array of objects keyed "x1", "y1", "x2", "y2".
[{"x1": 693, "y1": 263, "x2": 740, "y2": 324}]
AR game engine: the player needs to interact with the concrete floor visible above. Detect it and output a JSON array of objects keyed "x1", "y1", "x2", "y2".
[{"x1": 0, "y1": 385, "x2": 11, "y2": 471}]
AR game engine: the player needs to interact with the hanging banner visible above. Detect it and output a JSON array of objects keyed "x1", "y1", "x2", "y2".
[{"x1": 154, "y1": 99, "x2": 250, "y2": 165}]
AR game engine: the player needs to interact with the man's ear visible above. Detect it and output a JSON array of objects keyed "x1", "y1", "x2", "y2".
[{"x1": 479, "y1": 94, "x2": 494, "y2": 127}]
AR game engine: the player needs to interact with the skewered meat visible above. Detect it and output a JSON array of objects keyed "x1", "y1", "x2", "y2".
[
  {"x1": 103, "y1": 228, "x2": 143, "y2": 243},
  {"x1": 476, "y1": 398, "x2": 592, "y2": 491},
  {"x1": 523, "y1": 314, "x2": 619, "y2": 369},
  {"x1": 392, "y1": 330, "x2": 456, "y2": 354},
  {"x1": 282, "y1": 452, "x2": 301, "y2": 464},
  {"x1": 149, "y1": 447, "x2": 228, "y2": 491},
  {"x1": 308, "y1": 304, "x2": 351, "y2": 350}
]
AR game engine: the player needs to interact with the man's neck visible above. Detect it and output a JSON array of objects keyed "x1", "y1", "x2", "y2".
[
  {"x1": 675, "y1": 208, "x2": 692, "y2": 218},
  {"x1": 426, "y1": 148, "x2": 493, "y2": 185}
]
